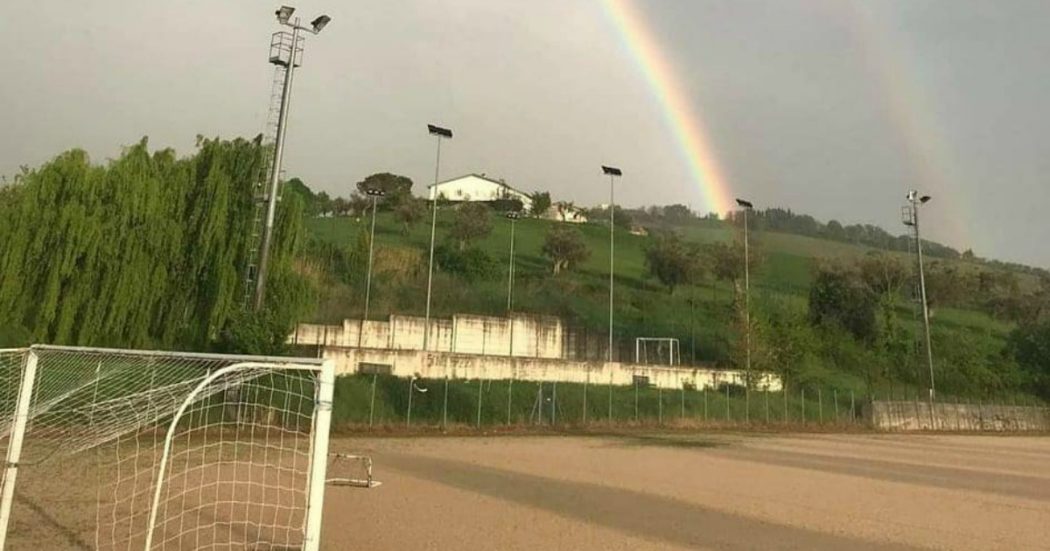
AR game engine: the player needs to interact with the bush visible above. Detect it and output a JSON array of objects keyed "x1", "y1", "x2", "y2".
[{"x1": 435, "y1": 245, "x2": 499, "y2": 281}]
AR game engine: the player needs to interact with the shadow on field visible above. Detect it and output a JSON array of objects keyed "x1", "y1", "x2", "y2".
[{"x1": 382, "y1": 453, "x2": 920, "y2": 551}]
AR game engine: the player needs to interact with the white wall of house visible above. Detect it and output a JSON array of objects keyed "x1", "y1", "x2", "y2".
[{"x1": 428, "y1": 174, "x2": 533, "y2": 212}]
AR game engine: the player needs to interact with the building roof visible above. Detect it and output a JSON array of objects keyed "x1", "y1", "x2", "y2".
[{"x1": 427, "y1": 173, "x2": 531, "y2": 198}]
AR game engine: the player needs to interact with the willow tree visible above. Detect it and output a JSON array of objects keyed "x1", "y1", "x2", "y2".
[{"x1": 0, "y1": 136, "x2": 311, "y2": 350}]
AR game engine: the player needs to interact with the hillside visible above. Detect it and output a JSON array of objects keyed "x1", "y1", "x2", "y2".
[{"x1": 301, "y1": 207, "x2": 1037, "y2": 400}]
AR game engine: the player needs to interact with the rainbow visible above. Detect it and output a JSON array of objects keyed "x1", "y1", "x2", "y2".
[
  {"x1": 601, "y1": 0, "x2": 735, "y2": 216},
  {"x1": 838, "y1": 2, "x2": 972, "y2": 249}
]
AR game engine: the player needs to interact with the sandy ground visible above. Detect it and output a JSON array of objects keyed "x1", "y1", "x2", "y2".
[{"x1": 322, "y1": 432, "x2": 1050, "y2": 550}]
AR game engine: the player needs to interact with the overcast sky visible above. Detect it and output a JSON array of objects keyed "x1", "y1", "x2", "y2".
[{"x1": 2, "y1": 1, "x2": 1047, "y2": 267}]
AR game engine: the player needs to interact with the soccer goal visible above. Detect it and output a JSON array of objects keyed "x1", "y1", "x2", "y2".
[
  {"x1": 0, "y1": 345, "x2": 334, "y2": 550},
  {"x1": 634, "y1": 338, "x2": 681, "y2": 366}
]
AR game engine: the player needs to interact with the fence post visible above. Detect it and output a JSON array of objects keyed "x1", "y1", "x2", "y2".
[
  {"x1": 784, "y1": 387, "x2": 788, "y2": 423},
  {"x1": 442, "y1": 377, "x2": 449, "y2": 429},
  {"x1": 476, "y1": 379, "x2": 484, "y2": 428},
  {"x1": 583, "y1": 371, "x2": 589, "y2": 425},
  {"x1": 818, "y1": 388, "x2": 823, "y2": 425},
  {"x1": 658, "y1": 387, "x2": 663, "y2": 425},
  {"x1": 608, "y1": 378, "x2": 613, "y2": 422},
  {"x1": 681, "y1": 385, "x2": 686, "y2": 421},
  {"x1": 506, "y1": 378, "x2": 513, "y2": 426},
  {"x1": 850, "y1": 389, "x2": 855, "y2": 423},
  {"x1": 368, "y1": 373, "x2": 377, "y2": 428},
  {"x1": 801, "y1": 388, "x2": 806, "y2": 425},
  {"x1": 0, "y1": 349, "x2": 39, "y2": 551},
  {"x1": 406, "y1": 377, "x2": 415, "y2": 428},
  {"x1": 745, "y1": 386, "x2": 750, "y2": 424},
  {"x1": 833, "y1": 389, "x2": 839, "y2": 424},
  {"x1": 551, "y1": 381, "x2": 557, "y2": 425},
  {"x1": 703, "y1": 387, "x2": 708, "y2": 421},
  {"x1": 634, "y1": 379, "x2": 639, "y2": 423},
  {"x1": 725, "y1": 384, "x2": 730, "y2": 422},
  {"x1": 764, "y1": 389, "x2": 769, "y2": 424}
]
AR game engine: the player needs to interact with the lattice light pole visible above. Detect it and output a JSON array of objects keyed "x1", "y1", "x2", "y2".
[{"x1": 254, "y1": 6, "x2": 332, "y2": 311}]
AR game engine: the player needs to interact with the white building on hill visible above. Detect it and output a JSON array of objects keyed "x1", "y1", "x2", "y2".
[{"x1": 428, "y1": 174, "x2": 533, "y2": 212}]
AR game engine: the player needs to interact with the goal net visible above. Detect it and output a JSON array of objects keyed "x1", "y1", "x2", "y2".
[{"x1": 0, "y1": 345, "x2": 333, "y2": 551}]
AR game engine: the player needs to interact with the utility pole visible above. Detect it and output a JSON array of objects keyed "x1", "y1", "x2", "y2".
[
  {"x1": 903, "y1": 191, "x2": 936, "y2": 400},
  {"x1": 254, "y1": 6, "x2": 331, "y2": 311}
]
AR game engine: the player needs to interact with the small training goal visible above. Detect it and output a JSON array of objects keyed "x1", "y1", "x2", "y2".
[
  {"x1": 0, "y1": 345, "x2": 334, "y2": 550},
  {"x1": 634, "y1": 338, "x2": 681, "y2": 366}
]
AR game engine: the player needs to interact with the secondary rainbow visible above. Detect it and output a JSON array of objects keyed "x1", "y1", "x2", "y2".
[{"x1": 601, "y1": 0, "x2": 734, "y2": 215}]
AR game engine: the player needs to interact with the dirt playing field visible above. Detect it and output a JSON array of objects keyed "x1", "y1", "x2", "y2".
[{"x1": 323, "y1": 432, "x2": 1050, "y2": 550}]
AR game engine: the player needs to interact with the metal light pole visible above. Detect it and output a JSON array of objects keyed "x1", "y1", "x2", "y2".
[
  {"x1": 506, "y1": 211, "x2": 520, "y2": 357},
  {"x1": 602, "y1": 166, "x2": 622, "y2": 363},
  {"x1": 254, "y1": 6, "x2": 331, "y2": 311},
  {"x1": 736, "y1": 198, "x2": 754, "y2": 421},
  {"x1": 903, "y1": 191, "x2": 936, "y2": 400},
  {"x1": 423, "y1": 124, "x2": 453, "y2": 351},
  {"x1": 360, "y1": 188, "x2": 385, "y2": 347}
]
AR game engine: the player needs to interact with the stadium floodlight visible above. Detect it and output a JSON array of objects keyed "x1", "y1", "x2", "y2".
[
  {"x1": 361, "y1": 188, "x2": 387, "y2": 345},
  {"x1": 253, "y1": 5, "x2": 332, "y2": 311},
  {"x1": 736, "y1": 197, "x2": 755, "y2": 420},
  {"x1": 428, "y1": 124, "x2": 453, "y2": 138},
  {"x1": 310, "y1": 15, "x2": 331, "y2": 33},
  {"x1": 904, "y1": 190, "x2": 936, "y2": 401},
  {"x1": 601, "y1": 165, "x2": 622, "y2": 176},
  {"x1": 423, "y1": 123, "x2": 454, "y2": 351},
  {"x1": 276, "y1": 5, "x2": 295, "y2": 23}
]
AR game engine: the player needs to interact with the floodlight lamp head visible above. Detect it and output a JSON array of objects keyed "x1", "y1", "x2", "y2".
[
  {"x1": 906, "y1": 190, "x2": 917, "y2": 202},
  {"x1": 735, "y1": 198, "x2": 753, "y2": 209},
  {"x1": 506, "y1": 211, "x2": 521, "y2": 219},
  {"x1": 920, "y1": 195, "x2": 931, "y2": 204},
  {"x1": 366, "y1": 188, "x2": 385, "y2": 197},
  {"x1": 601, "y1": 165, "x2": 622, "y2": 176},
  {"x1": 276, "y1": 5, "x2": 295, "y2": 24},
  {"x1": 427, "y1": 124, "x2": 453, "y2": 138},
  {"x1": 310, "y1": 15, "x2": 331, "y2": 33}
]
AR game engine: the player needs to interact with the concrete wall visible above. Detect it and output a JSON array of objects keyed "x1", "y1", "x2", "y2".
[
  {"x1": 319, "y1": 346, "x2": 781, "y2": 391},
  {"x1": 869, "y1": 400, "x2": 1050, "y2": 431},
  {"x1": 293, "y1": 314, "x2": 572, "y2": 360}
]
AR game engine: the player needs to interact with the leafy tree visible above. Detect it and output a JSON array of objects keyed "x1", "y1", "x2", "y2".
[
  {"x1": 542, "y1": 225, "x2": 590, "y2": 275},
  {"x1": 585, "y1": 205, "x2": 633, "y2": 230},
  {"x1": 1007, "y1": 319, "x2": 1050, "y2": 398},
  {"x1": 355, "y1": 173, "x2": 413, "y2": 202},
  {"x1": 315, "y1": 191, "x2": 333, "y2": 216},
  {"x1": 662, "y1": 204, "x2": 693, "y2": 222},
  {"x1": 530, "y1": 191, "x2": 552, "y2": 216},
  {"x1": 331, "y1": 196, "x2": 349, "y2": 217},
  {"x1": 705, "y1": 241, "x2": 745, "y2": 285},
  {"x1": 449, "y1": 203, "x2": 492, "y2": 250},
  {"x1": 856, "y1": 252, "x2": 908, "y2": 300},
  {"x1": 808, "y1": 262, "x2": 878, "y2": 342},
  {"x1": 0, "y1": 136, "x2": 310, "y2": 351},
  {"x1": 644, "y1": 232, "x2": 703, "y2": 294},
  {"x1": 393, "y1": 196, "x2": 426, "y2": 234},
  {"x1": 348, "y1": 193, "x2": 369, "y2": 218}
]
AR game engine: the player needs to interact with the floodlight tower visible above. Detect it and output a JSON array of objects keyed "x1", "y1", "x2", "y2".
[
  {"x1": 903, "y1": 191, "x2": 936, "y2": 400},
  {"x1": 736, "y1": 198, "x2": 754, "y2": 421},
  {"x1": 254, "y1": 6, "x2": 332, "y2": 311},
  {"x1": 505, "y1": 210, "x2": 521, "y2": 357},
  {"x1": 602, "y1": 165, "x2": 622, "y2": 363},
  {"x1": 423, "y1": 124, "x2": 453, "y2": 351},
  {"x1": 362, "y1": 188, "x2": 385, "y2": 326}
]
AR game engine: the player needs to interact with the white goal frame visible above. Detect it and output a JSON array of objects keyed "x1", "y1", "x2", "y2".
[
  {"x1": 0, "y1": 345, "x2": 334, "y2": 551},
  {"x1": 634, "y1": 338, "x2": 681, "y2": 366}
]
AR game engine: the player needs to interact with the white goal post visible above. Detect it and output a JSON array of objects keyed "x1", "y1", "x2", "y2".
[
  {"x1": 634, "y1": 338, "x2": 681, "y2": 366},
  {"x1": 0, "y1": 345, "x2": 334, "y2": 551}
]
